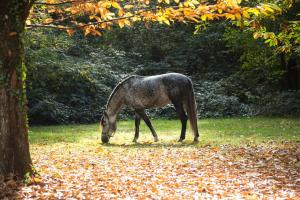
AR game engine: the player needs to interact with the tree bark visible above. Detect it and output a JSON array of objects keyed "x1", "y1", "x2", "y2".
[{"x1": 0, "y1": 0, "x2": 33, "y2": 176}]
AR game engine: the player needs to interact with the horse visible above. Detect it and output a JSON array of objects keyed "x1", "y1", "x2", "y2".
[{"x1": 100, "y1": 73, "x2": 199, "y2": 143}]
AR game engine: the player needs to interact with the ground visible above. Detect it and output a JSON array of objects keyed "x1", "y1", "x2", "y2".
[{"x1": 1, "y1": 117, "x2": 300, "y2": 199}]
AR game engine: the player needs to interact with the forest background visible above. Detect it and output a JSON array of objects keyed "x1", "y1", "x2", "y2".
[{"x1": 25, "y1": 0, "x2": 300, "y2": 125}]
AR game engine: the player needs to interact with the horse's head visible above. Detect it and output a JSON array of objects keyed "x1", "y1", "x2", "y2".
[{"x1": 100, "y1": 111, "x2": 116, "y2": 143}]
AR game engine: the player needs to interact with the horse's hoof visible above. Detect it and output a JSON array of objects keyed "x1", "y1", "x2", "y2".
[
  {"x1": 193, "y1": 139, "x2": 199, "y2": 144},
  {"x1": 178, "y1": 139, "x2": 184, "y2": 142},
  {"x1": 154, "y1": 138, "x2": 159, "y2": 142},
  {"x1": 133, "y1": 139, "x2": 138, "y2": 143}
]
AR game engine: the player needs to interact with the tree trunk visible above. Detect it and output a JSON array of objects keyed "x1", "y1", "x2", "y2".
[
  {"x1": 0, "y1": 0, "x2": 32, "y2": 176},
  {"x1": 280, "y1": 53, "x2": 300, "y2": 90},
  {"x1": 286, "y1": 57, "x2": 299, "y2": 90}
]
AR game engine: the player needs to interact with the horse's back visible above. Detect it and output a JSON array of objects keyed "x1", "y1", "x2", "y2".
[{"x1": 123, "y1": 73, "x2": 192, "y2": 109}]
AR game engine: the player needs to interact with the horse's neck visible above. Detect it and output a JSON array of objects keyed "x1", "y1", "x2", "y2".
[{"x1": 107, "y1": 87, "x2": 124, "y2": 117}]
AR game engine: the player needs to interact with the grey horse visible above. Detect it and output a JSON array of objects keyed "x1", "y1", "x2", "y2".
[{"x1": 100, "y1": 73, "x2": 199, "y2": 143}]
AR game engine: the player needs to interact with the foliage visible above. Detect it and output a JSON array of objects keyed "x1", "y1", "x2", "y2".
[
  {"x1": 22, "y1": 1, "x2": 300, "y2": 125},
  {"x1": 260, "y1": 90, "x2": 300, "y2": 117},
  {"x1": 25, "y1": 18, "x2": 300, "y2": 124},
  {"x1": 25, "y1": 29, "x2": 141, "y2": 124},
  {"x1": 252, "y1": 0, "x2": 300, "y2": 54},
  {"x1": 28, "y1": 0, "x2": 282, "y2": 35}
]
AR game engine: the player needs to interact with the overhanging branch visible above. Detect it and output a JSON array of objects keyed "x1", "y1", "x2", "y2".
[
  {"x1": 33, "y1": 0, "x2": 96, "y2": 6},
  {"x1": 25, "y1": 6, "x2": 168, "y2": 30}
]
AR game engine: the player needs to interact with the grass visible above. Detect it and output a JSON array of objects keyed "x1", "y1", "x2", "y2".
[{"x1": 29, "y1": 117, "x2": 300, "y2": 147}]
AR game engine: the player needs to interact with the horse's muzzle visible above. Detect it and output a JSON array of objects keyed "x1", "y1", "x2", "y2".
[{"x1": 101, "y1": 134, "x2": 109, "y2": 143}]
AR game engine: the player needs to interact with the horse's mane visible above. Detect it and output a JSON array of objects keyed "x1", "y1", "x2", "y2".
[{"x1": 106, "y1": 75, "x2": 137, "y2": 109}]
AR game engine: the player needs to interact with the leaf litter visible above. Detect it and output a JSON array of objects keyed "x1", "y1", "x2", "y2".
[{"x1": 1, "y1": 142, "x2": 299, "y2": 199}]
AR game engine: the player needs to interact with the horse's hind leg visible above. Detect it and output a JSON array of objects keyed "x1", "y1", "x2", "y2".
[
  {"x1": 172, "y1": 101, "x2": 188, "y2": 142},
  {"x1": 133, "y1": 113, "x2": 141, "y2": 143},
  {"x1": 136, "y1": 110, "x2": 158, "y2": 142}
]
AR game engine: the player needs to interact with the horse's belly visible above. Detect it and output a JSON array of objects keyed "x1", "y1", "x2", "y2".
[
  {"x1": 144, "y1": 94, "x2": 171, "y2": 108},
  {"x1": 127, "y1": 94, "x2": 170, "y2": 109}
]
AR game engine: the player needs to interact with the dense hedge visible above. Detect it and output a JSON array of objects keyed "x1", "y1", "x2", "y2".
[{"x1": 24, "y1": 24, "x2": 300, "y2": 125}]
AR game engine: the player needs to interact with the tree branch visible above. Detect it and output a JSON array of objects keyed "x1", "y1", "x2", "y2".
[
  {"x1": 33, "y1": 0, "x2": 95, "y2": 6},
  {"x1": 26, "y1": 14, "x2": 141, "y2": 29},
  {"x1": 25, "y1": 6, "x2": 167, "y2": 30}
]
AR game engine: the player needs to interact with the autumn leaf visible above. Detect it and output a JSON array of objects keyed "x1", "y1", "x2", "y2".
[
  {"x1": 253, "y1": 32, "x2": 260, "y2": 39},
  {"x1": 111, "y1": 2, "x2": 121, "y2": 9},
  {"x1": 44, "y1": 18, "x2": 54, "y2": 24},
  {"x1": 66, "y1": 29, "x2": 75, "y2": 36}
]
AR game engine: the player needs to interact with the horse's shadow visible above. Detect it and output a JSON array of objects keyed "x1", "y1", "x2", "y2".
[{"x1": 102, "y1": 142, "x2": 200, "y2": 148}]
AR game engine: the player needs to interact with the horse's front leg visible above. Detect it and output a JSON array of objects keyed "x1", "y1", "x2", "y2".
[
  {"x1": 133, "y1": 113, "x2": 141, "y2": 143},
  {"x1": 137, "y1": 110, "x2": 158, "y2": 142}
]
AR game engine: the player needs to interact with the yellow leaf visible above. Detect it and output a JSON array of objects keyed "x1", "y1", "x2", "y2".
[
  {"x1": 225, "y1": 13, "x2": 235, "y2": 20},
  {"x1": 253, "y1": 32, "x2": 260, "y2": 39},
  {"x1": 26, "y1": 19, "x2": 31, "y2": 25},
  {"x1": 32, "y1": 177, "x2": 43, "y2": 183},
  {"x1": 84, "y1": 27, "x2": 91, "y2": 36},
  {"x1": 248, "y1": 8, "x2": 260, "y2": 16},
  {"x1": 92, "y1": 29, "x2": 102, "y2": 36},
  {"x1": 165, "y1": 0, "x2": 170, "y2": 4},
  {"x1": 111, "y1": 2, "x2": 120, "y2": 9},
  {"x1": 118, "y1": 9, "x2": 124, "y2": 16},
  {"x1": 242, "y1": 10, "x2": 250, "y2": 19},
  {"x1": 101, "y1": 2, "x2": 112, "y2": 8},
  {"x1": 183, "y1": 2, "x2": 189, "y2": 7},
  {"x1": 205, "y1": 13, "x2": 213, "y2": 20},
  {"x1": 66, "y1": 29, "x2": 75, "y2": 36},
  {"x1": 187, "y1": 16, "x2": 199, "y2": 23},
  {"x1": 47, "y1": 9, "x2": 56, "y2": 13},
  {"x1": 101, "y1": 23, "x2": 107, "y2": 29},
  {"x1": 235, "y1": 12, "x2": 241, "y2": 20},
  {"x1": 164, "y1": 19, "x2": 170, "y2": 25},
  {"x1": 44, "y1": 18, "x2": 53, "y2": 24},
  {"x1": 201, "y1": 15, "x2": 207, "y2": 21},
  {"x1": 118, "y1": 20, "x2": 125, "y2": 28},
  {"x1": 191, "y1": 0, "x2": 200, "y2": 5},
  {"x1": 261, "y1": 4, "x2": 274, "y2": 13},
  {"x1": 124, "y1": 5, "x2": 134, "y2": 9},
  {"x1": 124, "y1": 19, "x2": 131, "y2": 26},
  {"x1": 174, "y1": 0, "x2": 179, "y2": 3},
  {"x1": 132, "y1": 16, "x2": 141, "y2": 22},
  {"x1": 263, "y1": 33, "x2": 270, "y2": 39},
  {"x1": 105, "y1": 12, "x2": 115, "y2": 20},
  {"x1": 94, "y1": 16, "x2": 102, "y2": 22}
]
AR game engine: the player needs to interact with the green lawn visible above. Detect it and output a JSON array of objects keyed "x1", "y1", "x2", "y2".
[{"x1": 29, "y1": 117, "x2": 300, "y2": 146}]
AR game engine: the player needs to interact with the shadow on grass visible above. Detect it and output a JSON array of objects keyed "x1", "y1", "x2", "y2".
[{"x1": 101, "y1": 141, "x2": 199, "y2": 148}]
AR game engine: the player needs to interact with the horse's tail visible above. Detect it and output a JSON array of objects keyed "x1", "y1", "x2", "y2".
[{"x1": 185, "y1": 80, "x2": 199, "y2": 139}]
